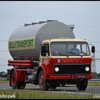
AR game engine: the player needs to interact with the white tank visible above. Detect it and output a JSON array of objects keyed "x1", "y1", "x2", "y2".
[{"x1": 8, "y1": 20, "x2": 75, "y2": 60}]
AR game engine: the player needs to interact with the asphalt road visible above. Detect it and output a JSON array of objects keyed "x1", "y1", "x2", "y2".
[{"x1": 0, "y1": 82, "x2": 100, "y2": 97}]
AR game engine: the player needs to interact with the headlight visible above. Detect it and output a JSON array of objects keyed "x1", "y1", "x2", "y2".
[
  {"x1": 85, "y1": 66, "x2": 89, "y2": 71},
  {"x1": 55, "y1": 67, "x2": 59, "y2": 72}
]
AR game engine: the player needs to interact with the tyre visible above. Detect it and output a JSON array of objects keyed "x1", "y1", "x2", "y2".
[
  {"x1": 38, "y1": 70, "x2": 49, "y2": 91},
  {"x1": 11, "y1": 71, "x2": 26, "y2": 89},
  {"x1": 11, "y1": 71, "x2": 17, "y2": 89},
  {"x1": 76, "y1": 79, "x2": 88, "y2": 91}
]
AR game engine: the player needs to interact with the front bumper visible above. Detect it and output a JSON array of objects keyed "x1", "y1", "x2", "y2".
[{"x1": 46, "y1": 74, "x2": 93, "y2": 80}]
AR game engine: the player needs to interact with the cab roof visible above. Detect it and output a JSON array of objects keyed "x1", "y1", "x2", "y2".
[{"x1": 42, "y1": 38, "x2": 87, "y2": 44}]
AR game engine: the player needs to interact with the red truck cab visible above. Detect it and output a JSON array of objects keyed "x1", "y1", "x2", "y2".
[{"x1": 37, "y1": 38, "x2": 94, "y2": 91}]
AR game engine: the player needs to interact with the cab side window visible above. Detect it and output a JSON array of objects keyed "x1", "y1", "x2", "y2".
[{"x1": 41, "y1": 44, "x2": 50, "y2": 56}]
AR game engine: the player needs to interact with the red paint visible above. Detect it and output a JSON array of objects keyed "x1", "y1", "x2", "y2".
[
  {"x1": 8, "y1": 57, "x2": 93, "y2": 85},
  {"x1": 42, "y1": 58, "x2": 50, "y2": 66},
  {"x1": 51, "y1": 58, "x2": 92, "y2": 65},
  {"x1": 11, "y1": 75, "x2": 15, "y2": 87},
  {"x1": 46, "y1": 74, "x2": 93, "y2": 80},
  {"x1": 12, "y1": 68, "x2": 27, "y2": 82},
  {"x1": 85, "y1": 74, "x2": 93, "y2": 79},
  {"x1": 41, "y1": 57, "x2": 92, "y2": 80},
  {"x1": 17, "y1": 70, "x2": 27, "y2": 81},
  {"x1": 8, "y1": 60, "x2": 33, "y2": 68}
]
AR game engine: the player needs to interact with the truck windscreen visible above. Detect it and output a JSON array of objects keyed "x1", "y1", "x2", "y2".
[{"x1": 51, "y1": 42, "x2": 90, "y2": 56}]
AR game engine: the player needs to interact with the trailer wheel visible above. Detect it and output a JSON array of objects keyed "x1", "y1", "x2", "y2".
[
  {"x1": 76, "y1": 79, "x2": 88, "y2": 91},
  {"x1": 11, "y1": 71, "x2": 17, "y2": 89},
  {"x1": 38, "y1": 70, "x2": 49, "y2": 91}
]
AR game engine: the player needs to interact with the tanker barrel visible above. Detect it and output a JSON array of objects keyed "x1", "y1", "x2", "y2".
[{"x1": 9, "y1": 20, "x2": 75, "y2": 61}]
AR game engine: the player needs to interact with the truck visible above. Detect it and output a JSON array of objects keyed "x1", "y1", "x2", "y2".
[{"x1": 8, "y1": 20, "x2": 95, "y2": 91}]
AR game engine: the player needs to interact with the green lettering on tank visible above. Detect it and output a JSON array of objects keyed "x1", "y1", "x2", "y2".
[{"x1": 9, "y1": 37, "x2": 35, "y2": 51}]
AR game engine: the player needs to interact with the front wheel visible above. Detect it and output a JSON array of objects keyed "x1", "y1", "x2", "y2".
[
  {"x1": 76, "y1": 79, "x2": 88, "y2": 91},
  {"x1": 38, "y1": 70, "x2": 49, "y2": 91}
]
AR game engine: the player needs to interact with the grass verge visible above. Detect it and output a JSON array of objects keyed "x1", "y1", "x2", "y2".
[
  {"x1": 1, "y1": 80, "x2": 100, "y2": 86},
  {"x1": 0, "y1": 89, "x2": 94, "y2": 99},
  {"x1": 0, "y1": 80, "x2": 9, "y2": 83},
  {"x1": 88, "y1": 81, "x2": 100, "y2": 86}
]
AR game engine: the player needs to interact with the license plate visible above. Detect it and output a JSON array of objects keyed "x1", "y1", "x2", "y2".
[{"x1": 78, "y1": 75, "x2": 85, "y2": 78}]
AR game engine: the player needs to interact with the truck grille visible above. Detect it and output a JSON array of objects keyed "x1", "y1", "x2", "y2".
[{"x1": 54, "y1": 64, "x2": 90, "y2": 75}]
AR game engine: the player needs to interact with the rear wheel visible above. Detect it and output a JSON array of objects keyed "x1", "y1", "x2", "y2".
[
  {"x1": 38, "y1": 70, "x2": 49, "y2": 91},
  {"x1": 76, "y1": 79, "x2": 88, "y2": 91},
  {"x1": 11, "y1": 71, "x2": 26, "y2": 89},
  {"x1": 11, "y1": 71, "x2": 17, "y2": 89}
]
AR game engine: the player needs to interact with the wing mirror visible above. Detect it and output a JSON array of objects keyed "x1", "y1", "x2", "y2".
[{"x1": 91, "y1": 46, "x2": 95, "y2": 53}]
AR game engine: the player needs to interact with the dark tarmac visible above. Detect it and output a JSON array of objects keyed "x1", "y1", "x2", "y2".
[{"x1": 0, "y1": 82, "x2": 100, "y2": 97}]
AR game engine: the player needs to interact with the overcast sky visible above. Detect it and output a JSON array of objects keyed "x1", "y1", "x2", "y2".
[{"x1": 0, "y1": 1, "x2": 100, "y2": 73}]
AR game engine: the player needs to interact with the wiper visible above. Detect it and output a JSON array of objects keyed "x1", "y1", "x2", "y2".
[
  {"x1": 67, "y1": 51, "x2": 81, "y2": 56},
  {"x1": 65, "y1": 54, "x2": 69, "y2": 57},
  {"x1": 68, "y1": 51, "x2": 76, "y2": 54}
]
